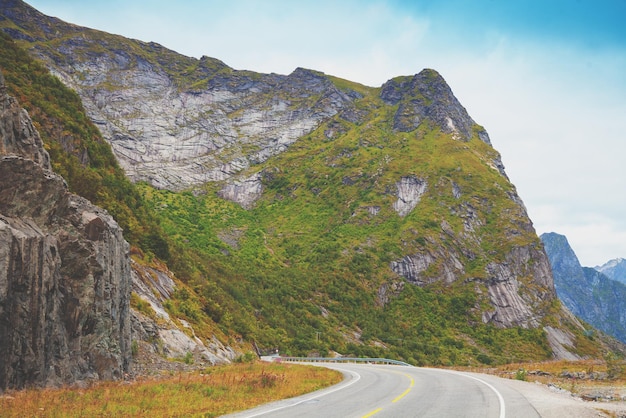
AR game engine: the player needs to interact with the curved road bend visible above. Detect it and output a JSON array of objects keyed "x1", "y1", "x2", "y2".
[{"x1": 223, "y1": 363, "x2": 540, "y2": 418}]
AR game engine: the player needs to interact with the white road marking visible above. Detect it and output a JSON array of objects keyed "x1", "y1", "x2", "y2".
[
  {"x1": 435, "y1": 368, "x2": 506, "y2": 418},
  {"x1": 240, "y1": 367, "x2": 362, "y2": 418}
]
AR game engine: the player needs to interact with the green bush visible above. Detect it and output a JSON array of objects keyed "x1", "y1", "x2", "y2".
[{"x1": 234, "y1": 352, "x2": 257, "y2": 363}]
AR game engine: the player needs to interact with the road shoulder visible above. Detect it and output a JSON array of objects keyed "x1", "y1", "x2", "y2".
[{"x1": 480, "y1": 373, "x2": 626, "y2": 418}]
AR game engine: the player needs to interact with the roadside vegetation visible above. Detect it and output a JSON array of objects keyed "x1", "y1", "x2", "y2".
[
  {"x1": 0, "y1": 362, "x2": 342, "y2": 417},
  {"x1": 2, "y1": 358, "x2": 624, "y2": 417},
  {"x1": 470, "y1": 357, "x2": 626, "y2": 402}
]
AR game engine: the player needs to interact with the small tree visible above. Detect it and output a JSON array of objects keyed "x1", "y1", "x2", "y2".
[{"x1": 604, "y1": 352, "x2": 624, "y2": 379}]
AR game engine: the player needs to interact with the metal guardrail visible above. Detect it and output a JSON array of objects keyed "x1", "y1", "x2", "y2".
[{"x1": 266, "y1": 356, "x2": 411, "y2": 366}]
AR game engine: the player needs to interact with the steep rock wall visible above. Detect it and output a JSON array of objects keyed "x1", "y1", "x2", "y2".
[
  {"x1": 0, "y1": 71, "x2": 131, "y2": 389},
  {"x1": 49, "y1": 46, "x2": 356, "y2": 192},
  {"x1": 1, "y1": 2, "x2": 357, "y2": 193}
]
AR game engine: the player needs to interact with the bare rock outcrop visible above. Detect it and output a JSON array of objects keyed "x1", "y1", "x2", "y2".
[
  {"x1": 482, "y1": 244, "x2": 554, "y2": 328},
  {"x1": 393, "y1": 175, "x2": 427, "y2": 217},
  {"x1": 0, "y1": 72, "x2": 50, "y2": 169},
  {"x1": 380, "y1": 70, "x2": 483, "y2": 141},
  {"x1": 0, "y1": 71, "x2": 131, "y2": 389},
  {"x1": 391, "y1": 248, "x2": 464, "y2": 286},
  {"x1": 391, "y1": 188, "x2": 556, "y2": 330},
  {"x1": 217, "y1": 172, "x2": 264, "y2": 209},
  {"x1": 130, "y1": 260, "x2": 236, "y2": 367}
]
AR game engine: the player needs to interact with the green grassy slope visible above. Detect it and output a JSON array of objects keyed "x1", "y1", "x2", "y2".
[{"x1": 135, "y1": 85, "x2": 558, "y2": 365}]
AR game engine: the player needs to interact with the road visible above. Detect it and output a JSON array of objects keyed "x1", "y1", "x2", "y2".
[{"x1": 223, "y1": 363, "x2": 541, "y2": 418}]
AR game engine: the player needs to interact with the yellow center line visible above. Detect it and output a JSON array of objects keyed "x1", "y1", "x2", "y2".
[
  {"x1": 392, "y1": 373, "x2": 415, "y2": 403},
  {"x1": 362, "y1": 371, "x2": 415, "y2": 417},
  {"x1": 362, "y1": 407, "x2": 383, "y2": 418}
]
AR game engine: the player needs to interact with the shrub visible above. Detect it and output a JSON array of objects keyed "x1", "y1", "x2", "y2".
[{"x1": 234, "y1": 352, "x2": 257, "y2": 363}]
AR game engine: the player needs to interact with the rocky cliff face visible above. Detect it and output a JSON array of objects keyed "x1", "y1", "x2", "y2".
[
  {"x1": 38, "y1": 29, "x2": 356, "y2": 193},
  {"x1": 541, "y1": 232, "x2": 626, "y2": 344},
  {"x1": 130, "y1": 259, "x2": 237, "y2": 368},
  {"x1": 1, "y1": 3, "x2": 359, "y2": 192},
  {"x1": 0, "y1": 71, "x2": 131, "y2": 389}
]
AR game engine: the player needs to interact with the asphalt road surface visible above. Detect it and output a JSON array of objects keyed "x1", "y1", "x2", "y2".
[{"x1": 224, "y1": 363, "x2": 541, "y2": 418}]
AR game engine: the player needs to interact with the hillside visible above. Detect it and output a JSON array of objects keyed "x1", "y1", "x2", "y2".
[
  {"x1": 541, "y1": 232, "x2": 626, "y2": 344},
  {"x1": 1, "y1": 0, "x2": 620, "y2": 373}
]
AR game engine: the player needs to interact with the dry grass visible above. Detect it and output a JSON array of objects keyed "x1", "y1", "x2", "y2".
[
  {"x1": 0, "y1": 362, "x2": 342, "y2": 417},
  {"x1": 467, "y1": 358, "x2": 626, "y2": 400}
]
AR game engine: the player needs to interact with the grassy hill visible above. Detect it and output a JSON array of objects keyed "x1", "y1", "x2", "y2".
[{"x1": 132, "y1": 95, "x2": 555, "y2": 365}]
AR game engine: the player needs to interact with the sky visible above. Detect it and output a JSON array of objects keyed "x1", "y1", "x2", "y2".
[{"x1": 26, "y1": 0, "x2": 626, "y2": 267}]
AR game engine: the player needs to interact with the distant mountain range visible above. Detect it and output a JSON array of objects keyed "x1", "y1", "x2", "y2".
[
  {"x1": 595, "y1": 258, "x2": 626, "y2": 285},
  {"x1": 541, "y1": 232, "x2": 626, "y2": 343}
]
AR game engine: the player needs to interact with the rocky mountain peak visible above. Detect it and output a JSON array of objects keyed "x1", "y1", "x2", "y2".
[
  {"x1": 541, "y1": 232, "x2": 626, "y2": 344},
  {"x1": 380, "y1": 69, "x2": 491, "y2": 144},
  {"x1": 540, "y1": 232, "x2": 582, "y2": 276},
  {"x1": 595, "y1": 258, "x2": 626, "y2": 285},
  {"x1": 198, "y1": 54, "x2": 229, "y2": 71},
  {"x1": 290, "y1": 66, "x2": 326, "y2": 80}
]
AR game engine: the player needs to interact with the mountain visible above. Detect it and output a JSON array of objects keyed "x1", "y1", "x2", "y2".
[
  {"x1": 541, "y1": 232, "x2": 626, "y2": 344},
  {"x1": 0, "y1": 0, "x2": 619, "y2": 375},
  {"x1": 595, "y1": 258, "x2": 626, "y2": 285}
]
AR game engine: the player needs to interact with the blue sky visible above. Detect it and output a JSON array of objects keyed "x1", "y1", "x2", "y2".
[{"x1": 27, "y1": 0, "x2": 626, "y2": 266}]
